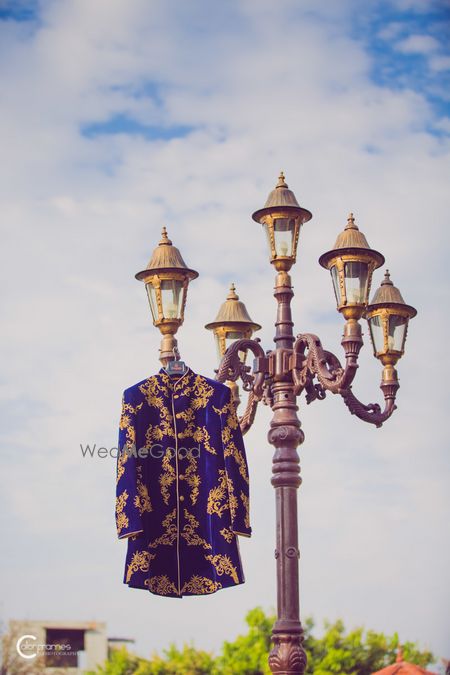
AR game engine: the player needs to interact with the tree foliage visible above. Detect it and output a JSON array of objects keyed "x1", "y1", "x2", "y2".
[
  {"x1": 87, "y1": 608, "x2": 436, "y2": 675},
  {"x1": 303, "y1": 617, "x2": 434, "y2": 675}
]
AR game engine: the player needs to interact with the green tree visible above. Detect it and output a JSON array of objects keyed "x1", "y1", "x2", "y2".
[
  {"x1": 214, "y1": 607, "x2": 275, "y2": 674},
  {"x1": 140, "y1": 643, "x2": 215, "y2": 674},
  {"x1": 87, "y1": 644, "x2": 215, "y2": 675},
  {"x1": 87, "y1": 610, "x2": 435, "y2": 675},
  {"x1": 304, "y1": 618, "x2": 434, "y2": 675},
  {"x1": 86, "y1": 647, "x2": 144, "y2": 675}
]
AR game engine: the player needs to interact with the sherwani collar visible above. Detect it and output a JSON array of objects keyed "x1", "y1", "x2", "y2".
[{"x1": 157, "y1": 366, "x2": 194, "y2": 392}]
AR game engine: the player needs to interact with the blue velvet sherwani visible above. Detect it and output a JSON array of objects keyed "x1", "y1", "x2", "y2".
[{"x1": 115, "y1": 368, "x2": 251, "y2": 597}]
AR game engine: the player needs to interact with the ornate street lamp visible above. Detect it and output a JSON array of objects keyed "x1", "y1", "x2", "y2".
[
  {"x1": 252, "y1": 171, "x2": 312, "y2": 271},
  {"x1": 135, "y1": 227, "x2": 198, "y2": 364},
  {"x1": 212, "y1": 174, "x2": 417, "y2": 675},
  {"x1": 319, "y1": 212, "x2": 384, "y2": 319},
  {"x1": 365, "y1": 270, "x2": 417, "y2": 407},
  {"x1": 205, "y1": 283, "x2": 261, "y2": 406},
  {"x1": 366, "y1": 270, "x2": 417, "y2": 363}
]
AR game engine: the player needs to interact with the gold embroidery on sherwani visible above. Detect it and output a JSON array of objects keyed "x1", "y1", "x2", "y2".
[
  {"x1": 176, "y1": 375, "x2": 217, "y2": 452},
  {"x1": 120, "y1": 401, "x2": 143, "y2": 444},
  {"x1": 140, "y1": 377, "x2": 175, "y2": 443},
  {"x1": 126, "y1": 551, "x2": 155, "y2": 583},
  {"x1": 182, "y1": 456, "x2": 201, "y2": 505},
  {"x1": 118, "y1": 400, "x2": 143, "y2": 484},
  {"x1": 181, "y1": 510, "x2": 212, "y2": 550},
  {"x1": 240, "y1": 491, "x2": 250, "y2": 529},
  {"x1": 214, "y1": 398, "x2": 249, "y2": 484},
  {"x1": 205, "y1": 553, "x2": 239, "y2": 584},
  {"x1": 192, "y1": 426, "x2": 217, "y2": 454},
  {"x1": 134, "y1": 480, "x2": 152, "y2": 515},
  {"x1": 220, "y1": 527, "x2": 235, "y2": 543},
  {"x1": 180, "y1": 375, "x2": 215, "y2": 409},
  {"x1": 177, "y1": 411, "x2": 217, "y2": 455},
  {"x1": 181, "y1": 575, "x2": 222, "y2": 594},
  {"x1": 174, "y1": 408, "x2": 202, "y2": 504},
  {"x1": 226, "y1": 473, "x2": 239, "y2": 522},
  {"x1": 224, "y1": 439, "x2": 249, "y2": 484},
  {"x1": 207, "y1": 469, "x2": 229, "y2": 518},
  {"x1": 148, "y1": 508, "x2": 177, "y2": 548},
  {"x1": 212, "y1": 397, "x2": 238, "y2": 422},
  {"x1": 116, "y1": 490, "x2": 129, "y2": 534},
  {"x1": 144, "y1": 575, "x2": 178, "y2": 596},
  {"x1": 116, "y1": 457, "x2": 126, "y2": 484},
  {"x1": 159, "y1": 449, "x2": 176, "y2": 505}
]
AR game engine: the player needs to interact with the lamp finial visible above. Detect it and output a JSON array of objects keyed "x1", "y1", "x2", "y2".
[
  {"x1": 227, "y1": 283, "x2": 239, "y2": 300},
  {"x1": 160, "y1": 227, "x2": 172, "y2": 245},
  {"x1": 382, "y1": 269, "x2": 393, "y2": 286},
  {"x1": 277, "y1": 171, "x2": 288, "y2": 188},
  {"x1": 346, "y1": 212, "x2": 358, "y2": 230}
]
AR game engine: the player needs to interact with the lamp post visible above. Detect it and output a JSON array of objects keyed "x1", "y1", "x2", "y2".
[
  {"x1": 134, "y1": 178, "x2": 416, "y2": 675},
  {"x1": 210, "y1": 173, "x2": 416, "y2": 675}
]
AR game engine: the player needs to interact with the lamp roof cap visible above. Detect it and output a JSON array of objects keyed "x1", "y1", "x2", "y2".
[
  {"x1": 252, "y1": 172, "x2": 312, "y2": 223},
  {"x1": 205, "y1": 283, "x2": 261, "y2": 332},
  {"x1": 370, "y1": 270, "x2": 406, "y2": 305},
  {"x1": 135, "y1": 227, "x2": 198, "y2": 281},
  {"x1": 333, "y1": 212, "x2": 372, "y2": 250},
  {"x1": 368, "y1": 270, "x2": 417, "y2": 318}
]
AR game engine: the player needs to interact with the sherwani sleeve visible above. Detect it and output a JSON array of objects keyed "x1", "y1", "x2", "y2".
[
  {"x1": 220, "y1": 386, "x2": 252, "y2": 538},
  {"x1": 115, "y1": 392, "x2": 145, "y2": 539}
]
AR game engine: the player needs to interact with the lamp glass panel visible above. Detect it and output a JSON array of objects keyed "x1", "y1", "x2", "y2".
[
  {"x1": 263, "y1": 222, "x2": 274, "y2": 258},
  {"x1": 160, "y1": 279, "x2": 184, "y2": 319},
  {"x1": 388, "y1": 314, "x2": 408, "y2": 352},
  {"x1": 330, "y1": 265, "x2": 341, "y2": 306},
  {"x1": 214, "y1": 333, "x2": 224, "y2": 362},
  {"x1": 145, "y1": 283, "x2": 159, "y2": 322},
  {"x1": 273, "y1": 218, "x2": 296, "y2": 257},
  {"x1": 344, "y1": 261, "x2": 369, "y2": 304},
  {"x1": 368, "y1": 314, "x2": 384, "y2": 353}
]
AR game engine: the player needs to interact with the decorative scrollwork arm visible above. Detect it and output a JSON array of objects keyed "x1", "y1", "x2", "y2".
[
  {"x1": 215, "y1": 338, "x2": 268, "y2": 434},
  {"x1": 292, "y1": 333, "x2": 345, "y2": 396},
  {"x1": 216, "y1": 338, "x2": 267, "y2": 394},
  {"x1": 340, "y1": 365, "x2": 400, "y2": 427},
  {"x1": 239, "y1": 390, "x2": 259, "y2": 435},
  {"x1": 292, "y1": 320, "x2": 363, "y2": 397}
]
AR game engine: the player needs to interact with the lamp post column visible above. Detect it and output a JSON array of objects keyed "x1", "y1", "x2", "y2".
[
  {"x1": 212, "y1": 175, "x2": 416, "y2": 675},
  {"x1": 268, "y1": 271, "x2": 307, "y2": 675}
]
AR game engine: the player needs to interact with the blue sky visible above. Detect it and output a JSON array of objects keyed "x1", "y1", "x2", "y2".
[{"x1": 1, "y1": 0, "x2": 449, "y2": 668}]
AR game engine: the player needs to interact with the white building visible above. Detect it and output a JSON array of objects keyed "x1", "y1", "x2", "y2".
[{"x1": 3, "y1": 619, "x2": 133, "y2": 674}]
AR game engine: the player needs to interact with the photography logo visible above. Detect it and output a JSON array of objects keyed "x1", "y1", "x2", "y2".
[{"x1": 16, "y1": 634, "x2": 72, "y2": 660}]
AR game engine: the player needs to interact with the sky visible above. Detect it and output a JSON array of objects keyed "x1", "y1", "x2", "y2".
[{"x1": 1, "y1": 0, "x2": 449, "y2": 667}]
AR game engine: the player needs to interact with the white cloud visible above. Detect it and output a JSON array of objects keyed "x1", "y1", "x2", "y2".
[
  {"x1": 429, "y1": 54, "x2": 450, "y2": 72},
  {"x1": 389, "y1": 0, "x2": 441, "y2": 11},
  {"x1": 435, "y1": 117, "x2": 450, "y2": 133},
  {"x1": 377, "y1": 21, "x2": 405, "y2": 41},
  {"x1": 396, "y1": 33, "x2": 440, "y2": 55},
  {"x1": 1, "y1": 0, "x2": 449, "y2": 664}
]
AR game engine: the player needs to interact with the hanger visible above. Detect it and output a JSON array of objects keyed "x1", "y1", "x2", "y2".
[{"x1": 164, "y1": 347, "x2": 188, "y2": 377}]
